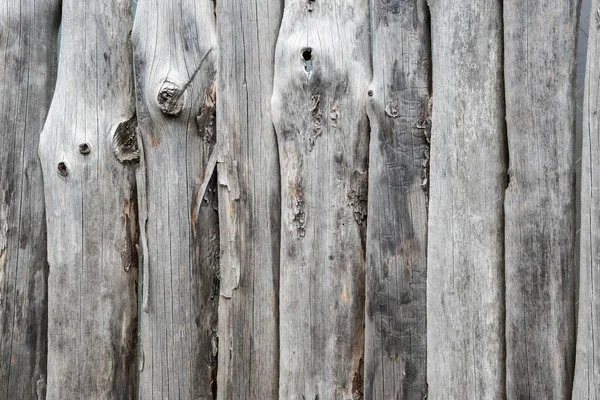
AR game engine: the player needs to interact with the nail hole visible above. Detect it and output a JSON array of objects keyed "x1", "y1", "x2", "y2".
[
  {"x1": 367, "y1": 90, "x2": 373, "y2": 97},
  {"x1": 57, "y1": 161, "x2": 68, "y2": 177},
  {"x1": 79, "y1": 142, "x2": 91, "y2": 155},
  {"x1": 302, "y1": 48, "x2": 313, "y2": 73}
]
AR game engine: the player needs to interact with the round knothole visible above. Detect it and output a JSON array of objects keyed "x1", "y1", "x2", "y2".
[
  {"x1": 79, "y1": 142, "x2": 91, "y2": 155},
  {"x1": 301, "y1": 47, "x2": 313, "y2": 73},
  {"x1": 367, "y1": 90, "x2": 374, "y2": 97},
  {"x1": 57, "y1": 161, "x2": 69, "y2": 177},
  {"x1": 301, "y1": 47, "x2": 312, "y2": 61}
]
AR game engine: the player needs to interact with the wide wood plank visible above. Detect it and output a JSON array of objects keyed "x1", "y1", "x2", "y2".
[
  {"x1": 132, "y1": 1, "x2": 219, "y2": 398},
  {"x1": 215, "y1": 0, "x2": 282, "y2": 398},
  {"x1": 0, "y1": 1, "x2": 60, "y2": 398},
  {"x1": 426, "y1": 1, "x2": 506, "y2": 398},
  {"x1": 39, "y1": 1, "x2": 138, "y2": 398},
  {"x1": 272, "y1": 1, "x2": 371, "y2": 398},
  {"x1": 504, "y1": 1, "x2": 579, "y2": 398},
  {"x1": 364, "y1": 1, "x2": 431, "y2": 398}
]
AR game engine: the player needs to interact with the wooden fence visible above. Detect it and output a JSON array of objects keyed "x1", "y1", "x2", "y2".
[{"x1": 0, "y1": 0, "x2": 597, "y2": 399}]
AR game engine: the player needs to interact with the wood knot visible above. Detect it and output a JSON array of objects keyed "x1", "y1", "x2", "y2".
[
  {"x1": 78, "y1": 142, "x2": 91, "y2": 155},
  {"x1": 57, "y1": 161, "x2": 68, "y2": 177},
  {"x1": 157, "y1": 80, "x2": 186, "y2": 116},
  {"x1": 385, "y1": 99, "x2": 399, "y2": 118},
  {"x1": 112, "y1": 114, "x2": 140, "y2": 163}
]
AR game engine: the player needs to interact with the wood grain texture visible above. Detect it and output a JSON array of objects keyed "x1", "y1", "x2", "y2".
[
  {"x1": 38, "y1": 0, "x2": 138, "y2": 398},
  {"x1": 215, "y1": 0, "x2": 282, "y2": 398},
  {"x1": 574, "y1": 3, "x2": 600, "y2": 398},
  {"x1": 426, "y1": 1, "x2": 506, "y2": 398},
  {"x1": 364, "y1": 1, "x2": 431, "y2": 398},
  {"x1": 0, "y1": 1, "x2": 60, "y2": 398},
  {"x1": 504, "y1": 1, "x2": 579, "y2": 398},
  {"x1": 272, "y1": 1, "x2": 371, "y2": 398},
  {"x1": 132, "y1": 1, "x2": 219, "y2": 398}
]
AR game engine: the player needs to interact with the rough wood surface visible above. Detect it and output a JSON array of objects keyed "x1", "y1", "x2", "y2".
[
  {"x1": 504, "y1": 2, "x2": 579, "y2": 398},
  {"x1": 38, "y1": 1, "x2": 138, "y2": 398},
  {"x1": 132, "y1": 1, "x2": 219, "y2": 398},
  {"x1": 364, "y1": 1, "x2": 431, "y2": 398},
  {"x1": 215, "y1": 0, "x2": 282, "y2": 398},
  {"x1": 272, "y1": 1, "x2": 371, "y2": 398},
  {"x1": 426, "y1": 1, "x2": 506, "y2": 398},
  {"x1": 0, "y1": 1, "x2": 60, "y2": 398},
  {"x1": 573, "y1": 2, "x2": 600, "y2": 398}
]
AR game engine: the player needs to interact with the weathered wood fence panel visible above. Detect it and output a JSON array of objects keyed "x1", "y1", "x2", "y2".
[
  {"x1": 0, "y1": 1, "x2": 593, "y2": 399},
  {"x1": 364, "y1": 1, "x2": 430, "y2": 398},
  {"x1": 0, "y1": 1, "x2": 60, "y2": 398},
  {"x1": 504, "y1": 1, "x2": 579, "y2": 398},
  {"x1": 215, "y1": 0, "x2": 282, "y2": 398},
  {"x1": 427, "y1": 1, "x2": 506, "y2": 398},
  {"x1": 132, "y1": 0, "x2": 219, "y2": 398},
  {"x1": 574, "y1": 1, "x2": 600, "y2": 397},
  {"x1": 38, "y1": 0, "x2": 139, "y2": 398},
  {"x1": 272, "y1": 0, "x2": 371, "y2": 398}
]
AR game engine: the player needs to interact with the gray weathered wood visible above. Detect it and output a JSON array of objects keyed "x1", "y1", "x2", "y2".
[
  {"x1": 132, "y1": 0, "x2": 219, "y2": 398},
  {"x1": 364, "y1": 1, "x2": 431, "y2": 398},
  {"x1": 0, "y1": 1, "x2": 60, "y2": 398},
  {"x1": 426, "y1": 1, "x2": 506, "y2": 398},
  {"x1": 272, "y1": 1, "x2": 371, "y2": 398},
  {"x1": 38, "y1": 0, "x2": 138, "y2": 398},
  {"x1": 215, "y1": 0, "x2": 282, "y2": 398},
  {"x1": 504, "y1": 1, "x2": 579, "y2": 398},
  {"x1": 573, "y1": 2, "x2": 600, "y2": 399}
]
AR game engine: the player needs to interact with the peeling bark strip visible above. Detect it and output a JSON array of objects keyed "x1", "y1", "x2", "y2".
[
  {"x1": 574, "y1": 2, "x2": 600, "y2": 397},
  {"x1": 272, "y1": 1, "x2": 370, "y2": 398},
  {"x1": 0, "y1": 1, "x2": 59, "y2": 398},
  {"x1": 504, "y1": 1, "x2": 579, "y2": 398},
  {"x1": 215, "y1": 0, "x2": 282, "y2": 398},
  {"x1": 364, "y1": 0, "x2": 431, "y2": 398},
  {"x1": 38, "y1": 0, "x2": 138, "y2": 398},
  {"x1": 426, "y1": 1, "x2": 505, "y2": 398},
  {"x1": 132, "y1": 0, "x2": 219, "y2": 398}
]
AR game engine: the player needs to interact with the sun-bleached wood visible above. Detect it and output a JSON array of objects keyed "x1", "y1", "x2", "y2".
[
  {"x1": 38, "y1": 0, "x2": 138, "y2": 398},
  {"x1": 504, "y1": 1, "x2": 579, "y2": 397},
  {"x1": 0, "y1": 1, "x2": 60, "y2": 398},
  {"x1": 364, "y1": 1, "x2": 431, "y2": 398},
  {"x1": 132, "y1": 0, "x2": 219, "y2": 398},
  {"x1": 426, "y1": 1, "x2": 506, "y2": 398},
  {"x1": 272, "y1": 1, "x2": 371, "y2": 398},
  {"x1": 215, "y1": 0, "x2": 282, "y2": 398}
]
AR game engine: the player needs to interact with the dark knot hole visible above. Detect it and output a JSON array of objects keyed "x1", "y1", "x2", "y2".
[
  {"x1": 301, "y1": 48, "x2": 313, "y2": 73},
  {"x1": 57, "y1": 161, "x2": 68, "y2": 177},
  {"x1": 79, "y1": 142, "x2": 91, "y2": 155}
]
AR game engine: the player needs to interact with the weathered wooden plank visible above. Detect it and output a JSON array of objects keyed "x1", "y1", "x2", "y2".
[
  {"x1": 364, "y1": 1, "x2": 431, "y2": 398},
  {"x1": 573, "y1": 2, "x2": 600, "y2": 399},
  {"x1": 272, "y1": 1, "x2": 371, "y2": 398},
  {"x1": 38, "y1": 0, "x2": 138, "y2": 398},
  {"x1": 0, "y1": 1, "x2": 60, "y2": 398},
  {"x1": 215, "y1": 0, "x2": 282, "y2": 398},
  {"x1": 132, "y1": 1, "x2": 219, "y2": 398},
  {"x1": 504, "y1": 2, "x2": 579, "y2": 398},
  {"x1": 426, "y1": 1, "x2": 506, "y2": 398}
]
